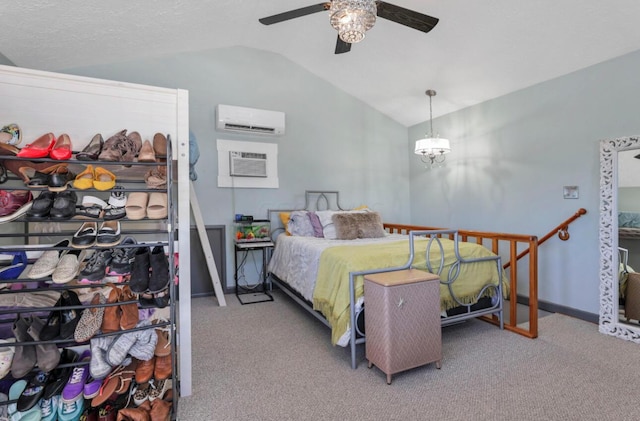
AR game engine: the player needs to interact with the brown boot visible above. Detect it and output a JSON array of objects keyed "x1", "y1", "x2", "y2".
[
  {"x1": 116, "y1": 407, "x2": 150, "y2": 421},
  {"x1": 149, "y1": 399, "x2": 172, "y2": 421}
]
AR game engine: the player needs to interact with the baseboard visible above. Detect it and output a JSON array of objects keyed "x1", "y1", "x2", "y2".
[{"x1": 516, "y1": 295, "x2": 599, "y2": 324}]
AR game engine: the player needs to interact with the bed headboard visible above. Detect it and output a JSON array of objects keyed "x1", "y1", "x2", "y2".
[{"x1": 267, "y1": 190, "x2": 346, "y2": 237}]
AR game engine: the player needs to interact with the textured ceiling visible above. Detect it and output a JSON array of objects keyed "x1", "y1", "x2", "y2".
[{"x1": 2, "y1": 0, "x2": 640, "y2": 127}]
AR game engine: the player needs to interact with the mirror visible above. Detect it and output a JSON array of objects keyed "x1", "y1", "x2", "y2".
[{"x1": 600, "y1": 136, "x2": 640, "y2": 342}]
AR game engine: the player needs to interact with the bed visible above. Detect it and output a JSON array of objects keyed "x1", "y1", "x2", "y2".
[
  {"x1": 267, "y1": 191, "x2": 540, "y2": 369},
  {"x1": 618, "y1": 212, "x2": 640, "y2": 239}
]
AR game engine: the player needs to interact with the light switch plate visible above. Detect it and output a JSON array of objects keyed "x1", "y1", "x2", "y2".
[{"x1": 563, "y1": 186, "x2": 579, "y2": 199}]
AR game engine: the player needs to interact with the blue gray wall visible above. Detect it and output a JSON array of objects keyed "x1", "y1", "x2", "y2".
[
  {"x1": 409, "y1": 49, "x2": 640, "y2": 315},
  {"x1": 64, "y1": 46, "x2": 411, "y2": 289}
]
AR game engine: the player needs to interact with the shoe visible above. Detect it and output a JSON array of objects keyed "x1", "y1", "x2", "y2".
[
  {"x1": 125, "y1": 192, "x2": 148, "y2": 220},
  {"x1": 0, "y1": 190, "x2": 33, "y2": 222},
  {"x1": 144, "y1": 166, "x2": 166, "y2": 189},
  {"x1": 146, "y1": 192, "x2": 167, "y2": 220},
  {"x1": 75, "y1": 195, "x2": 107, "y2": 220},
  {"x1": 52, "y1": 249, "x2": 86, "y2": 284},
  {"x1": 149, "y1": 379, "x2": 172, "y2": 402},
  {"x1": 129, "y1": 247, "x2": 150, "y2": 293},
  {"x1": 25, "y1": 190, "x2": 56, "y2": 220},
  {"x1": 43, "y1": 348, "x2": 79, "y2": 399},
  {"x1": 93, "y1": 167, "x2": 116, "y2": 191},
  {"x1": 48, "y1": 165, "x2": 76, "y2": 192},
  {"x1": 17, "y1": 370, "x2": 49, "y2": 411},
  {"x1": 84, "y1": 374, "x2": 102, "y2": 400},
  {"x1": 76, "y1": 133, "x2": 104, "y2": 161},
  {"x1": 89, "y1": 336, "x2": 115, "y2": 380},
  {"x1": 7, "y1": 380, "x2": 27, "y2": 420},
  {"x1": 108, "y1": 186, "x2": 126, "y2": 208},
  {"x1": 18, "y1": 163, "x2": 67, "y2": 189},
  {"x1": 127, "y1": 131, "x2": 142, "y2": 157},
  {"x1": 58, "y1": 395, "x2": 85, "y2": 420},
  {"x1": 118, "y1": 286, "x2": 139, "y2": 331},
  {"x1": 97, "y1": 221, "x2": 121, "y2": 247},
  {"x1": 40, "y1": 295, "x2": 64, "y2": 341},
  {"x1": 0, "y1": 251, "x2": 28, "y2": 281},
  {"x1": 50, "y1": 133, "x2": 73, "y2": 160},
  {"x1": 27, "y1": 239, "x2": 70, "y2": 279},
  {"x1": 134, "y1": 357, "x2": 155, "y2": 384},
  {"x1": 16, "y1": 132, "x2": 56, "y2": 158},
  {"x1": 73, "y1": 165, "x2": 95, "y2": 190},
  {"x1": 61, "y1": 349, "x2": 91, "y2": 403},
  {"x1": 98, "y1": 129, "x2": 138, "y2": 163},
  {"x1": 154, "y1": 355, "x2": 172, "y2": 381},
  {"x1": 49, "y1": 190, "x2": 78, "y2": 220},
  {"x1": 103, "y1": 205, "x2": 126, "y2": 220},
  {"x1": 40, "y1": 395, "x2": 59, "y2": 421},
  {"x1": 91, "y1": 359, "x2": 137, "y2": 408},
  {"x1": 148, "y1": 246, "x2": 169, "y2": 293},
  {"x1": 138, "y1": 289, "x2": 169, "y2": 309},
  {"x1": 59, "y1": 290, "x2": 83, "y2": 340},
  {"x1": 26, "y1": 316, "x2": 61, "y2": 372},
  {"x1": 138, "y1": 139, "x2": 155, "y2": 162},
  {"x1": 72, "y1": 222, "x2": 98, "y2": 248},
  {"x1": 10, "y1": 314, "x2": 37, "y2": 378},
  {"x1": 0, "y1": 339, "x2": 15, "y2": 379},
  {"x1": 79, "y1": 249, "x2": 112, "y2": 283},
  {"x1": 153, "y1": 133, "x2": 168, "y2": 159},
  {"x1": 133, "y1": 381, "x2": 152, "y2": 406},
  {"x1": 0, "y1": 123, "x2": 21, "y2": 145},
  {"x1": 101, "y1": 286, "x2": 122, "y2": 334},
  {"x1": 154, "y1": 321, "x2": 172, "y2": 358},
  {"x1": 108, "y1": 237, "x2": 138, "y2": 276},
  {"x1": 74, "y1": 292, "x2": 106, "y2": 343}
]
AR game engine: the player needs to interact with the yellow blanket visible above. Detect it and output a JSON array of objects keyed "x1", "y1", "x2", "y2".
[{"x1": 312, "y1": 238, "x2": 508, "y2": 345}]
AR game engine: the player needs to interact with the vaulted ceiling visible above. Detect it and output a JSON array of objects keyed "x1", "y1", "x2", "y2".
[{"x1": 3, "y1": 1, "x2": 640, "y2": 126}]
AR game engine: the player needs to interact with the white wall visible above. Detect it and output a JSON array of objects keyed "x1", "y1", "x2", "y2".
[{"x1": 409, "y1": 49, "x2": 640, "y2": 315}]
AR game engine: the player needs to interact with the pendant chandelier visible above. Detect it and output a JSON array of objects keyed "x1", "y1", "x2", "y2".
[{"x1": 415, "y1": 90, "x2": 451, "y2": 167}]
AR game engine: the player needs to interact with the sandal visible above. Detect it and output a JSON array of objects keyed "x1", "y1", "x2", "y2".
[
  {"x1": 146, "y1": 192, "x2": 168, "y2": 220},
  {"x1": 0, "y1": 124, "x2": 21, "y2": 145},
  {"x1": 90, "y1": 359, "x2": 137, "y2": 408},
  {"x1": 125, "y1": 192, "x2": 148, "y2": 220}
]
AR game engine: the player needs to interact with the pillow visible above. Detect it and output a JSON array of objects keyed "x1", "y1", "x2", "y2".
[
  {"x1": 307, "y1": 212, "x2": 324, "y2": 238},
  {"x1": 332, "y1": 211, "x2": 386, "y2": 240},
  {"x1": 279, "y1": 212, "x2": 291, "y2": 235},
  {"x1": 287, "y1": 211, "x2": 315, "y2": 237},
  {"x1": 316, "y1": 210, "x2": 338, "y2": 239}
]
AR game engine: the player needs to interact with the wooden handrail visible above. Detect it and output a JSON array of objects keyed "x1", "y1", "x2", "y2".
[{"x1": 504, "y1": 208, "x2": 587, "y2": 269}]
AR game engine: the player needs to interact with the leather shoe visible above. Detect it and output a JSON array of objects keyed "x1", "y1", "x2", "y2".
[
  {"x1": 150, "y1": 398, "x2": 172, "y2": 421},
  {"x1": 154, "y1": 354, "x2": 172, "y2": 381},
  {"x1": 26, "y1": 190, "x2": 56, "y2": 220},
  {"x1": 76, "y1": 133, "x2": 104, "y2": 161},
  {"x1": 115, "y1": 407, "x2": 150, "y2": 421},
  {"x1": 134, "y1": 357, "x2": 155, "y2": 384},
  {"x1": 27, "y1": 315, "x2": 61, "y2": 372},
  {"x1": 101, "y1": 286, "x2": 122, "y2": 334},
  {"x1": 48, "y1": 165, "x2": 75, "y2": 192},
  {"x1": 50, "y1": 133, "x2": 73, "y2": 160},
  {"x1": 119, "y1": 286, "x2": 139, "y2": 330},
  {"x1": 72, "y1": 221, "x2": 98, "y2": 248},
  {"x1": 40, "y1": 295, "x2": 64, "y2": 341},
  {"x1": 16, "y1": 133, "x2": 55, "y2": 158},
  {"x1": 49, "y1": 190, "x2": 78, "y2": 220}
]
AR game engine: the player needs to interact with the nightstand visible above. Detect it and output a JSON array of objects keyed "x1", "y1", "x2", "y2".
[{"x1": 234, "y1": 241, "x2": 274, "y2": 305}]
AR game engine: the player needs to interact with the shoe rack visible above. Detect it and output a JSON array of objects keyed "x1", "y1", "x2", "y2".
[{"x1": 0, "y1": 64, "x2": 193, "y2": 411}]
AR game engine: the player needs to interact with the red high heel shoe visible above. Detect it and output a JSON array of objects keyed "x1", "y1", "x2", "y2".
[
  {"x1": 16, "y1": 133, "x2": 56, "y2": 158},
  {"x1": 50, "y1": 133, "x2": 73, "y2": 160}
]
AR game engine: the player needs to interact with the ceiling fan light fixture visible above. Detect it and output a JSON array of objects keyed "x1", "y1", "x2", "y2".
[{"x1": 330, "y1": 0, "x2": 377, "y2": 43}]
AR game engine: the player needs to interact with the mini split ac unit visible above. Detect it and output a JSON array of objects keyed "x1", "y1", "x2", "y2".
[
  {"x1": 229, "y1": 151, "x2": 268, "y2": 177},
  {"x1": 216, "y1": 104, "x2": 285, "y2": 136}
]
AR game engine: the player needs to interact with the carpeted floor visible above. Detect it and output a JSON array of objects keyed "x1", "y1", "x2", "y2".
[{"x1": 178, "y1": 292, "x2": 640, "y2": 421}]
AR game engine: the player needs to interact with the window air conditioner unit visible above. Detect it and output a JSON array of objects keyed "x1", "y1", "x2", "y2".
[
  {"x1": 229, "y1": 151, "x2": 268, "y2": 177},
  {"x1": 216, "y1": 104, "x2": 285, "y2": 136}
]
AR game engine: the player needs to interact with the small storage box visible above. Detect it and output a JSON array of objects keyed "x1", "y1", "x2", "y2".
[
  {"x1": 234, "y1": 220, "x2": 271, "y2": 242},
  {"x1": 364, "y1": 269, "x2": 442, "y2": 384}
]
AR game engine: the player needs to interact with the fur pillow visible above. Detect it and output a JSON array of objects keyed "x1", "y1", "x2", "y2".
[{"x1": 332, "y1": 212, "x2": 386, "y2": 240}]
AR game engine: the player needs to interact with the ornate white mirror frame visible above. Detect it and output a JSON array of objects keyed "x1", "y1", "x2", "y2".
[{"x1": 600, "y1": 136, "x2": 640, "y2": 342}]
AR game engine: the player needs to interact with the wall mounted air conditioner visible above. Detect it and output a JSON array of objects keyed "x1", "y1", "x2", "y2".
[
  {"x1": 216, "y1": 104, "x2": 285, "y2": 136},
  {"x1": 229, "y1": 151, "x2": 268, "y2": 177}
]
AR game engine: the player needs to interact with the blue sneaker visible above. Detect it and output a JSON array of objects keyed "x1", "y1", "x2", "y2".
[
  {"x1": 58, "y1": 395, "x2": 84, "y2": 421},
  {"x1": 40, "y1": 395, "x2": 59, "y2": 421}
]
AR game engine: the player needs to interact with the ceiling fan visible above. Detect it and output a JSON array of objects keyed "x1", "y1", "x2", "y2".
[{"x1": 259, "y1": 1, "x2": 439, "y2": 54}]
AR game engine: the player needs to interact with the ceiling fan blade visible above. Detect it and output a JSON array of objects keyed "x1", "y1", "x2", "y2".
[
  {"x1": 375, "y1": 2, "x2": 439, "y2": 33},
  {"x1": 335, "y1": 37, "x2": 352, "y2": 54},
  {"x1": 259, "y1": 3, "x2": 330, "y2": 25}
]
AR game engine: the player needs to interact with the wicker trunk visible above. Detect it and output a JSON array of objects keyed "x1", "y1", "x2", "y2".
[{"x1": 364, "y1": 269, "x2": 442, "y2": 384}]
